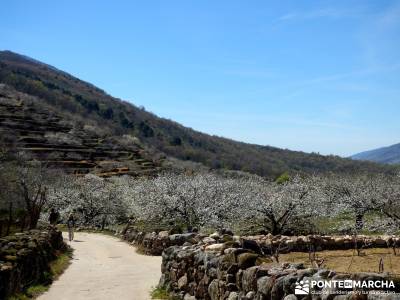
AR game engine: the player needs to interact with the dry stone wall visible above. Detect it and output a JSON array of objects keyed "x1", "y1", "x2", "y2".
[
  {"x1": 122, "y1": 230, "x2": 400, "y2": 299},
  {"x1": 159, "y1": 242, "x2": 400, "y2": 300},
  {"x1": 0, "y1": 228, "x2": 66, "y2": 299},
  {"x1": 122, "y1": 228, "x2": 400, "y2": 256},
  {"x1": 122, "y1": 228, "x2": 201, "y2": 255}
]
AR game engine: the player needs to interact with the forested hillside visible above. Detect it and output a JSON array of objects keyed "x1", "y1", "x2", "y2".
[
  {"x1": 0, "y1": 84, "x2": 160, "y2": 177},
  {"x1": 352, "y1": 143, "x2": 400, "y2": 165},
  {"x1": 0, "y1": 50, "x2": 395, "y2": 177}
]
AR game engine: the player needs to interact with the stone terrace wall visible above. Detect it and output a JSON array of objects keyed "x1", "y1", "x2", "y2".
[
  {"x1": 122, "y1": 228, "x2": 400, "y2": 256},
  {"x1": 159, "y1": 243, "x2": 400, "y2": 300},
  {"x1": 123, "y1": 228, "x2": 201, "y2": 255},
  {"x1": 0, "y1": 228, "x2": 66, "y2": 299},
  {"x1": 244, "y1": 234, "x2": 400, "y2": 253}
]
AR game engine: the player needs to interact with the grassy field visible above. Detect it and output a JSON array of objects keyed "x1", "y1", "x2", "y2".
[{"x1": 275, "y1": 248, "x2": 400, "y2": 274}]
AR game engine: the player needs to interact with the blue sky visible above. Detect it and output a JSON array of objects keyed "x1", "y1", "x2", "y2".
[{"x1": 1, "y1": 0, "x2": 399, "y2": 156}]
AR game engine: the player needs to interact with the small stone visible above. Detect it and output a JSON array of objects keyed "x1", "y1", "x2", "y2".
[
  {"x1": 183, "y1": 293, "x2": 196, "y2": 300},
  {"x1": 284, "y1": 294, "x2": 298, "y2": 300},
  {"x1": 178, "y1": 275, "x2": 188, "y2": 289},
  {"x1": 202, "y1": 237, "x2": 216, "y2": 244},
  {"x1": 210, "y1": 232, "x2": 220, "y2": 239},
  {"x1": 158, "y1": 231, "x2": 169, "y2": 238},
  {"x1": 228, "y1": 291, "x2": 239, "y2": 300},
  {"x1": 4, "y1": 255, "x2": 17, "y2": 262},
  {"x1": 237, "y1": 253, "x2": 259, "y2": 269},
  {"x1": 246, "y1": 291, "x2": 255, "y2": 299},
  {"x1": 205, "y1": 243, "x2": 224, "y2": 252}
]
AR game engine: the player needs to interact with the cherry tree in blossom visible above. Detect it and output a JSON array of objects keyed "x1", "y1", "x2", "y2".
[
  {"x1": 48, "y1": 174, "x2": 127, "y2": 228},
  {"x1": 233, "y1": 175, "x2": 321, "y2": 235}
]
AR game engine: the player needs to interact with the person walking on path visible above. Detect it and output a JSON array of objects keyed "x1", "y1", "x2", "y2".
[
  {"x1": 48, "y1": 208, "x2": 59, "y2": 226},
  {"x1": 67, "y1": 213, "x2": 75, "y2": 241}
]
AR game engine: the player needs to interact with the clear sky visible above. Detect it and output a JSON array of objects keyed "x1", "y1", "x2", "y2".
[{"x1": 1, "y1": 0, "x2": 399, "y2": 156}]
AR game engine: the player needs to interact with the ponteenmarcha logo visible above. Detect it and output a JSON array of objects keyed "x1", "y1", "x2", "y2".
[
  {"x1": 295, "y1": 280, "x2": 310, "y2": 295},
  {"x1": 295, "y1": 279, "x2": 396, "y2": 296}
]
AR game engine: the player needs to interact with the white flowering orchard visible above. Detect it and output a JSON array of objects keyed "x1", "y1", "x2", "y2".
[{"x1": 46, "y1": 171, "x2": 400, "y2": 234}]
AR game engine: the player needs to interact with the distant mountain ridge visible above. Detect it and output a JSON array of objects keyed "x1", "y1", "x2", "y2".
[
  {"x1": 0, "y1": 50, "x2": 397, "y2": 177},
  {"x1": 352, "y1": 143, "x2": 400, "y2": 165}
]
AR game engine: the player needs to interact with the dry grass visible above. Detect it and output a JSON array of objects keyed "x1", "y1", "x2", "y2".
[{"x1": 274, "y1": 248, "x2": 400, "y2": 274}]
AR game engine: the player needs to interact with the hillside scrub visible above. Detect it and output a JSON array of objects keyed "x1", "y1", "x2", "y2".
[{"x1": 1, "y1": 51, "x2": 398, "y2": 178}]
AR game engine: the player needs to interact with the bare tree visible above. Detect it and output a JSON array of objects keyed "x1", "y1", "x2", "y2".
[{"x1": 15, "y1": 162, "x2": 55, "y2": 229}]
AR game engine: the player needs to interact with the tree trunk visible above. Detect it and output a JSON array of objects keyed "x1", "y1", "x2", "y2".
[
  {"x1": 355, "y1": 213, "x2": 364, "y2": 232},
  {"x1": 270, "y1": 219, "x2": 281, "y2": 235},
  {"x1": 20, "y1": 214, "x2": 26, "y2": 232},
  {"x1": 6, "y1": 201, "x2": 12, "y2": 235},
  {"x1": 101, "y1": 216, "x2": 106, "y2": 230},
  {"x1": 28, "y1": 206, "x2": 40, "y2": 229}
]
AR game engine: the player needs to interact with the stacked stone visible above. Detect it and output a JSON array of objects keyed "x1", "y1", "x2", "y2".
[
  {"x1": 122, "y1": 227, "x2": 400, "y2": 256},
  {"x1": 123, "y1": 228, "x2": 202, "y2": 255},
  {"x1": 248, "y1": 235, "x2": 400, "y2": 253},
  {"x1": 158, "y1": 232, "x2": 400, "y2": 300},
  {"x1": 0, "y1": 228, "x2": 66, "y2": 298}
]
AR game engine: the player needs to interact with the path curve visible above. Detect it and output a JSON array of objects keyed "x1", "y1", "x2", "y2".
[{"x1": 38, "y1": 232, "x2": 161, "y2": 300}]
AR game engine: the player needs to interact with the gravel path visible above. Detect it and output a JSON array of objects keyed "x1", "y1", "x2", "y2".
[{"x1": 38, "y1": 232, "x2": 162, "y2": 300}]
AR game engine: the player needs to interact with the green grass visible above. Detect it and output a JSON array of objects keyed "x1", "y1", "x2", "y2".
[
  {"x1": 7, "y1": 248, "x2": 73, "y2": 300},
  {"x1": 151, "y1": 287, "x2": 180, "y2": 300},
  {"x1": 314, "y1": 211, "x2": 400, "y2": 235},
  {"x1": 8, "y1": 285, "x2": 48, "y2": 300},
  {"x1": 50, "y1": 248, "x2": 73, "y2": 279}
]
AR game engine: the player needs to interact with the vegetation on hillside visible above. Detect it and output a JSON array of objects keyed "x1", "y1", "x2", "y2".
[
  {"x1": 0, "y1": 50, "x2": 396, "y2": 178},
  {"x1": 352, "y1": 142, "x2": 400, "y2": 165}
]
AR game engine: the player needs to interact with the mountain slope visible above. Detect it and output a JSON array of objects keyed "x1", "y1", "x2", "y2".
[
  {"x1": 0, "y1": 50, "x2": 396, "y2": 177},
  {"x1": 0, "y1": 84, "x2": 160, "y2": 176},
  {"x1": 352, "y1": 143, "x2": 400, "y2": 165}
]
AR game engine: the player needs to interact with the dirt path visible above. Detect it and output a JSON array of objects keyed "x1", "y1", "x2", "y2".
[{"x1": 38, "y1": 232, "x2": 162, "y2": 300}]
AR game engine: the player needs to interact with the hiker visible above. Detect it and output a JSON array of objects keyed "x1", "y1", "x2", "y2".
[
  {"x1": 67, "y1": 213, "x2": 75, "y2": 241},
  {"x1": 48, "y1": 208, "x2": 59, "y2": 226}
]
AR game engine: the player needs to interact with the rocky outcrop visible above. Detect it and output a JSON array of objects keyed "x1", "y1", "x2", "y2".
[
  {"x1": 0, "y1": 228, "x2": 66, "y2": 299},
  {"x1": 159, "y1": 243, "x2": 400, "y2": 300}
]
